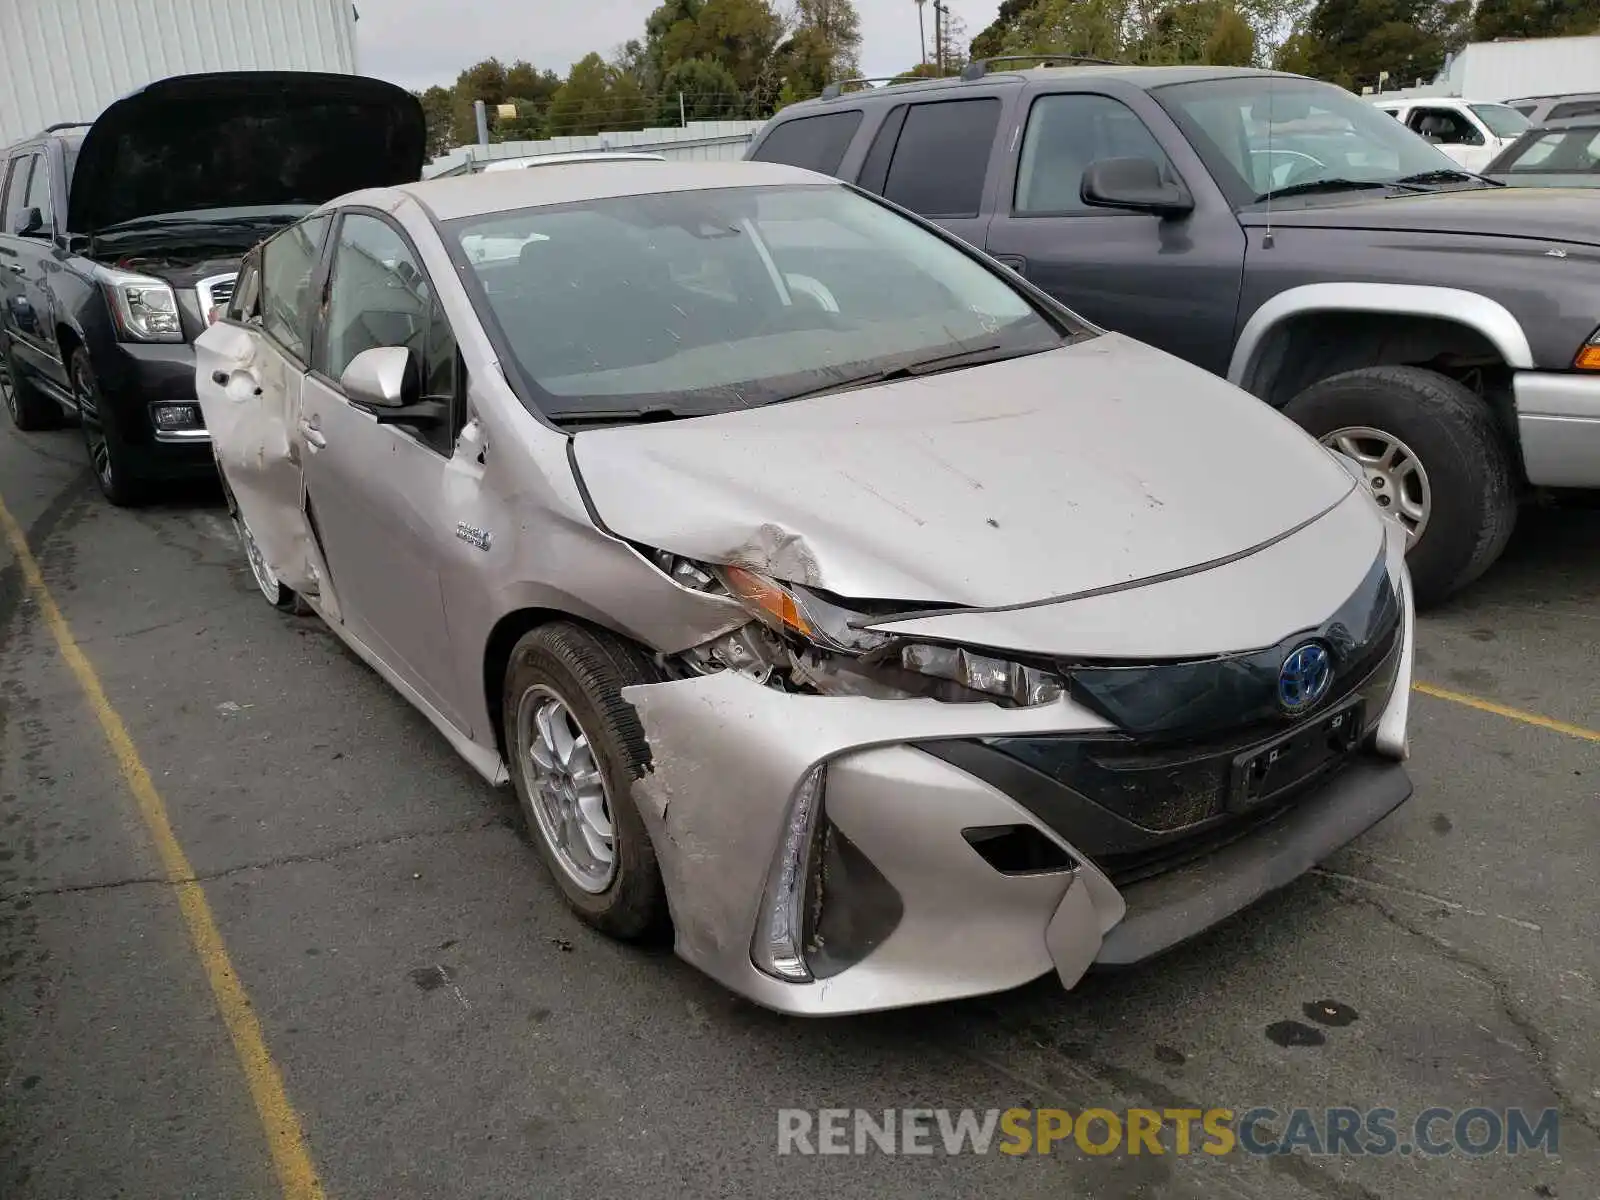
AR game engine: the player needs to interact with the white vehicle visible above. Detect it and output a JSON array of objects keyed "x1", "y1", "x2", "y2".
[{"x1": 1370, "y1": 98, "x2": 1531, "y2": 172}]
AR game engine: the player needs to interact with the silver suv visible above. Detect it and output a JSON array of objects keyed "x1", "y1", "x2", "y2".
[{"x1": 196, "y1": 160, "x2": 1415, "y2": 1015}]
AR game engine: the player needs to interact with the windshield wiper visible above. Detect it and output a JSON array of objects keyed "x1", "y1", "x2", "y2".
[
  {"x1": 776, "y1": 343, "x2": 1026, "y2": 404},
  {"x1": 1253, "y1": 178, "x2": 1416, "y2": 204},
  {"x1": 548, "y1": 405, "x2": 702, "y2": 428},
  {"x1": 1394, "y1": 168, "x2": 1502, "y2": 187}
]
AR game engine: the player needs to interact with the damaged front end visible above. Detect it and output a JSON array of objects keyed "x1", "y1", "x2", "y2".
[{"x1": 622, "y1": 511, "x2": 1415, "y2": 1016}]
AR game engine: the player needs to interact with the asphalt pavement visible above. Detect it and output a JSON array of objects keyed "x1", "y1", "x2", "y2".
[{"x1": 1, "y1": 416, "x2": 1596, "y2": 1200}]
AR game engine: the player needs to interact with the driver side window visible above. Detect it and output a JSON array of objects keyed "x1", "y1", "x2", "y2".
[
  {"x1": 322, "y1": 213, "x2": 460, "y2": 454},
  {"x1": 1015, "y1": 94, "x2": 1176, "y2": 215},
  {"x1": 1407, "y1": 108, "x2": 1483, "y2": 147}
]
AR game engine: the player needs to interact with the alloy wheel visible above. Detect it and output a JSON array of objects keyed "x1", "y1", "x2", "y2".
[
  {"x1": 74, "y1": 363, "x2": 115, "y2": 493},
  {"x1": 233, "y1": 514, "x2": 283, "y2": 605},
  {"x1": 514, "y1": 685, "x2": 617, "y2": 894},
  {"x1": 1321, "y1": 425, "x2": 1432, "y2": 545}
]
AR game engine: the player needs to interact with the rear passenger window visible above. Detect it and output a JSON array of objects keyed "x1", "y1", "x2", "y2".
[
  {"x1": 0, "y1": 156, "x2": 28, "y2": 230},
  {"x1": 882, "y1": 99, "x2": 1000, "y2": 218},
  {"x1": 260, "y1": 214, "x2": 332, "y2": 361},
  {"x1": 1551, "y1": 100, "x2": 1600, "y2": 119},
  {"x1": 1016, "y1": 94, "x2": 1175, "y2": 214},
  {"x1": 750, "y1": 111, "x2": 863, "y2": 175},
  {"x1": 23, "y1": 154, "x2": 54, "y2": 228}
]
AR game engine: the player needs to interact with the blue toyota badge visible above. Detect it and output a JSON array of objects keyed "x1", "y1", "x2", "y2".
[{"x1": 1278, "y1": 642, "x2": 1332, "y2": 714}]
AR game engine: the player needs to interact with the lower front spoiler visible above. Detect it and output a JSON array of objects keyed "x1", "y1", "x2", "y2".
[
  {"x1": 1096, "y1": 758, "x2": 1411, "y2": 967},
  {"x1": 622, "y1": 671, "x2": 1413, "y2": 1017}
]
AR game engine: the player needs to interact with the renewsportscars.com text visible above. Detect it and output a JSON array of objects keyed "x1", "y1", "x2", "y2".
[{"x1": 777, "y1": 1107, "x2": 1560, "y2": 1158}]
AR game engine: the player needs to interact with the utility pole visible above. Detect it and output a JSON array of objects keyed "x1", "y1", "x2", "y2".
[
  {"x1": 933, "y1": 0, "x2": 946, "y2": 73},
  {"x1": 915, "y1": 0, "x2": 927, "y2": 66}
]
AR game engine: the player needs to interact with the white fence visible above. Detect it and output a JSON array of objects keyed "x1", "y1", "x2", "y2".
[{"x1": 423, "y1": 120, "x2": 767, "y2": 178}]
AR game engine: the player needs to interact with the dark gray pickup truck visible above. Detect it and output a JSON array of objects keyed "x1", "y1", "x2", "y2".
[{"x1": 748, "y1": 62, "x2": 1600, "y2": 605}]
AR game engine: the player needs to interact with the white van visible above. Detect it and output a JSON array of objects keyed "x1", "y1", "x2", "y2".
[{"x1": 1370, "y1": 98, "x2": 1532, "y2": 171}]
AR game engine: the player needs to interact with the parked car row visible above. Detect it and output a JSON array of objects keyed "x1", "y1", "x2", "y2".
[{"x1": 0, "y1": 64, "x2": 1586, "y2": 1015}]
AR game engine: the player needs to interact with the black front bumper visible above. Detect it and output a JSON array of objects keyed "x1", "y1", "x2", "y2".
[
  {"x1": 1095, "y1": 757, "x2": 1410, "y2": 965},
  {"x1": 93, "y1": 340, "x2": 214, "y2": 481}
]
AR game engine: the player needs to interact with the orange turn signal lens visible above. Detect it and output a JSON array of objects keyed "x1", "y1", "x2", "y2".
[
  {"x1": 721, "y1": 566, "x2": 813, "y2": 637},
  {"x1": 1575, "y1": 344, "x2": 1600, "y2": 371}
]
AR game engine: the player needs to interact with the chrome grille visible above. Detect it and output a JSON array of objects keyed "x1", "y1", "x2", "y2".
[{"x1": 195, "y1": 273, "x2": 238, "y2": 318}]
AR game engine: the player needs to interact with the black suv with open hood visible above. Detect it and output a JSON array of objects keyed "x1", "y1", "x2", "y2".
[{"x1": 0, "y1": 71, "x2": 424, "y2": 503}]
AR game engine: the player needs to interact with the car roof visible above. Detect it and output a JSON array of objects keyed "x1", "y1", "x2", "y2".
[
  {"x1": 774, "y1": 64, "x2": 1300, "y2": 115},
  {"x1": 389, "y1": 159, "x2": 832, "y2": 221},
  {"x1": 1531, "y1": 116, "x2": 1600, "y2": 131}
]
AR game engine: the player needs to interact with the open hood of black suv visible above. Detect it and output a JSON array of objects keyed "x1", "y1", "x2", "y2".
[{"x1": 69, "y1": 71, "x2": 425, "y2": 234}]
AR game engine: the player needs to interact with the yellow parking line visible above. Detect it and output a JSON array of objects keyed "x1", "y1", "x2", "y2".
[
  {"x1": 0, "y1": 496, "x2": 325, "y2": 1200},
  {"x1": 1413, "y1": 682, "x2": 1600, "y2": 745}
]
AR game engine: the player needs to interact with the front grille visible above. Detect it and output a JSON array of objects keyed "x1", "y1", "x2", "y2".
[
  {"x1": 195, "y1": 273, "x2": 238, "y2": 317},
  {"x1": 988, "y1": 622, "x2": 1401, "y2": 835}
]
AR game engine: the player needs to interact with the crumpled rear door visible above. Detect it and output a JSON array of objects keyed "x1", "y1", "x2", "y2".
[{"x1": 194, "y1": 319, "x2": 325, "y2": 603}]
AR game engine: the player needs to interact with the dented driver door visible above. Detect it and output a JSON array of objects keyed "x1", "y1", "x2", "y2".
[{"x1": 194, "y1": 216, "x2": 334, "y2": 604}]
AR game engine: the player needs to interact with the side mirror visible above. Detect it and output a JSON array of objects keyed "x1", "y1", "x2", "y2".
[
  {"x1": 1081, "y1": 158, "x2": 1194, "y2": 217},
  {"x1": 340, "y1": 346, "x2": 418, "y2": 409},
  {"x1": 13, "y1": 207, "x2": 44, "y2": 237}
]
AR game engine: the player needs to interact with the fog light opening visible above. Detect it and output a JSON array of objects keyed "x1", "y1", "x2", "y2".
[
  {"x1": 751, "y1": 765, "x2": 826, "y2": 982},
  {"x1": 151, "y1": 403, "x2": 200, "y2": 431},
  {"x1": 963, "y1": 824, "x2": 1076, "y2": 875}
]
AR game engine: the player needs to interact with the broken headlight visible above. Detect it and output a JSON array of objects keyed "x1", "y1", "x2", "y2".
[
  {"x1": 652, "y1": 552, "x2": 1066, "y2": 707},
  {"x1": 899, "y1": 643, "x2": 1064, "y2": 706}
]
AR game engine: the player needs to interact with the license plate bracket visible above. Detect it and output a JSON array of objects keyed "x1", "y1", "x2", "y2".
[{"x1": 1229, "y1": 699, "x2": 1364, "y2": 812}]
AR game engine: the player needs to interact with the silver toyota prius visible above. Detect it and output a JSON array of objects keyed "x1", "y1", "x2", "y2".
[{"x1": 195, "y1": 160, "x2": 1416, "y2": 1016}]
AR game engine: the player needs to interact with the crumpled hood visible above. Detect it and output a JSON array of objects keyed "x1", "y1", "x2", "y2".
[
  {"x1": 570, "y1": 335, "x2": 1355, "y2": 609},
  {"x1": 69, "y1": 72, "x2": 425, "y2": 234},
  {"x1": 1238, "y1": 185, "x2": 1600, "y2": 247}
]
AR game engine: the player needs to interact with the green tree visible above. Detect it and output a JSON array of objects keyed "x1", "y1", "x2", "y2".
[
  {"x1": 780, "y1": 0, "x2": 863, "y2": 95},
  {"x1": 1297, "y1": 0, "x2": 1469, "y2": 91},
  {"x1": 1205, "y1": 6, "x2": 1257, "y2": 64},
  {"x1": 415, "y1": 85, "x2": 455, "y2": 159},
  {"x1": 660, "y1": 56, "x2": 743, "y2": 122},
  {"x1": 1471, "y1": 0, "x2": 1599, "y2": 41},
  {"x1": 1272, "y1": 26, "x2": 1318, "y2": 73},
  {"x1": 972, "y1": 0, "x2": 1043, "y2": 59},
  {"x1": 547, "y1": 52, "x2": 652, "y2": 136},
  {"x1": 450, "y1": 58, "x2": 509, "y2": 144},
  {"x1": 505, "y1": 60, "x2": 562, "y2": 105},
  {"x1": 935, "y1": 9, "x2": 971, "y2": 72}
]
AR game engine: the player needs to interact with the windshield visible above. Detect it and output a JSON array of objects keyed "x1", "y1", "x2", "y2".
[
  {"x1": 1497, "y1": 126, "x2": 1600, "y2": 173},
  {"x1": 447, "y1": 184, "x2": 1077, "y2": 421},
  {"x1": 1471, "y1": 104, "x2": 1532, "y2": 138},
  {"x1": 1154, "y1": 77, "x2": 1472, "y2": 206}
]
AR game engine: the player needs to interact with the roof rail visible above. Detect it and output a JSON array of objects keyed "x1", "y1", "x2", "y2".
[
  {"x1": 37, "y1": 120, "x2": 91, "y2": 135},
  {"x1": 960, "y1": 54, "x2": 1121, "y2": 80},
  {"x1": 819, "y1": 76, "x2": 917, "y2": 100}
]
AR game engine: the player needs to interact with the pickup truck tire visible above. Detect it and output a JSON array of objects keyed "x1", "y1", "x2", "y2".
[
  {"x1": 502, "y1": 622, "x2": 670, "y2": 943},
  {"x1": 1283, "y1": 366, "x2": 1517, "y2": 608},
  {"x1": 1, "y1": 342, "x2": 60, "y2": 431}
]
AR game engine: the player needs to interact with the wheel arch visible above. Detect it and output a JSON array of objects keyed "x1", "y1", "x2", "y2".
[{"x1": 1229, "y1": 284, "x2": 1534, "y2": 402}]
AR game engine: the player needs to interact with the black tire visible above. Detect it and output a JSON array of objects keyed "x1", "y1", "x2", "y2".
[
  {"x1": 1, "y1": 340, "x2": 60, "y2": 431},
  {"x1": 502, "y1": 621, "x2": 669, "y2": 941},
  {"x1": 71, "y1": 350, "x2": 145, "y2": 506},
  {"x1": 1283, "y1": 366, "x2": 1518, "y2": 608}
]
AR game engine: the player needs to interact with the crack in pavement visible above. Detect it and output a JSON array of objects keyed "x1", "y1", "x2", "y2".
[
  {"x1": 0, "y1": 813, "x2": 512, "y2": 902},
  {"x1": 1322, "y1": 879, "x2": 1600, "y2": 1138}
]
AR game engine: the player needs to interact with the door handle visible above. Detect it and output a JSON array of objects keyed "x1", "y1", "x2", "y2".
[
  {"x1": 299, "y1": 420, "x2": 326, "y2": 450},
  {"x1": 991, "y1": 254, "x2": 1027, "y2": 276},
  {"x1": 5, "y1": 264, "x2": 23, "y2": 274}
]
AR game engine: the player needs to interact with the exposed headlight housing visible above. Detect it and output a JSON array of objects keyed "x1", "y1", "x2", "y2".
[
  {"x1": 1575, "y1": 326, "x2": 1600, "y2": 371},
  {"x1": 99, "y1": 268, "x2": 184, "y2": 343},
  {"x1": 900, "y1": 643, "x2": 1063, "y2": 706}
]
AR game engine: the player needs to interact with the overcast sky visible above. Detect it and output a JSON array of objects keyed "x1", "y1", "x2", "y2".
[{"x1": 355, "y1": 0, "x2": 1002, "y2": 92}]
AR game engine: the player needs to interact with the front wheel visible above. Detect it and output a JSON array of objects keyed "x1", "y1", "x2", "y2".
[
  {"x1": 72, "y1": 350, "x2": 144, "y2": 506},
  {"x1": 1283, "y1": 366, "x2": 1517, "y2": 607},
  {"x1": 502, "y1": 622, "x2": 669, "y2": 941}
]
